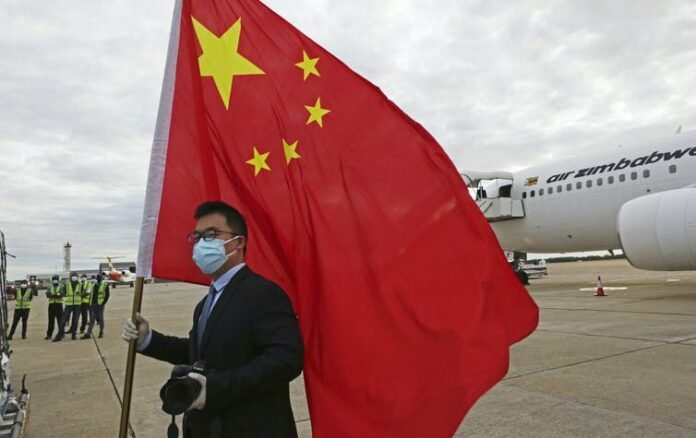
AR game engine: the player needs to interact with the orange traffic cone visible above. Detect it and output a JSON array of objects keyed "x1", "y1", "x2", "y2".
[{"x1": 595, "y1": 276, "x2": 606, "y2": 297}]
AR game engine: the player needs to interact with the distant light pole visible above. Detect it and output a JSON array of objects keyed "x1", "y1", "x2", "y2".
[{"x1": 63, "y1": 242, "x2": 72, "y2": 273}]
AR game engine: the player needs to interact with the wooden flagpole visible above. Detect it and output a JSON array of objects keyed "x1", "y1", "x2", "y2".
[
  {"x1": 119, "y1": 276, "x2": 145, "y2": 438},
  {"x1": 119, "y1": 1, "x2": 180, "y2": 434}
]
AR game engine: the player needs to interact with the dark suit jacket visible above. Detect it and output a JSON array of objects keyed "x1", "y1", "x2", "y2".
[{"x1": 142, "y1": 266, "x2": 304, "y2": 437}]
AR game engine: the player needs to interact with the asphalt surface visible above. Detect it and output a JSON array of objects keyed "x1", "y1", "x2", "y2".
[{"x1": 7, "y1": 259, "x2": 696, "y2": 437}]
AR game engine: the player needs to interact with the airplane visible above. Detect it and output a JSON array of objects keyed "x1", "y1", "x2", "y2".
[
  {"x1": 91, "y1": 256, "x2": 137, "y2": 288},
  {"x1": 460, "y1": 129, "x2": 696, "y2": 272}
]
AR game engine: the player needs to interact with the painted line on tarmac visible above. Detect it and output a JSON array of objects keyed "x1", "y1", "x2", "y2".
[
  {"x1": 539, "y1": 307, "x2": 696, "y2": 317},
  {"x1": 508, "y1": 385, "x2": 696, "y2": 434},
  {"x1": 504, "y1": 343, "x2": 665, "y2": 382},
  {"x1": 535, "y1": 328, "x2": 664, "y2": 344},
  {"x1": 675, "y1": 335, "x2": 696, "y2": 345},
  {"x1": 92, "y1": 337, "x2": 137, "y2": 438},
  {"x1": 508, "y1": 330, "x2": 696, "y2": 383},
  {"x1": 578, "y1": 287, "x2": 628, "y2": 291}
]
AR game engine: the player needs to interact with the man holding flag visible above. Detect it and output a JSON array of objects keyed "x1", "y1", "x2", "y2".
[
  {"x1": 123, "y1": 201, "x2": 303, "y2": 436},
  {"x1": 122, "y1": 0, "x2": 538, "y2": 436}
]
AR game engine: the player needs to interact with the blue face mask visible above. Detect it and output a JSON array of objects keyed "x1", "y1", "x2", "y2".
[{"x1": 192, "y1": 236, "x2": 241, "y2": 274}]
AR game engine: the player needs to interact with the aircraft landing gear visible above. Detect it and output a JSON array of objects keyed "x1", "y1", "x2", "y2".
[
  {"x1": 512, "y1": 251, "x2": 530, "y2": 285},
  {"x1": 515, "y1": 269, "x2": 529, "y2": 285}
]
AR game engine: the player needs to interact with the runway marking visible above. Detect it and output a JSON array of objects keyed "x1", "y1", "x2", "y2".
[
  {"x1": 578, "y1": 287, "x2": 628, "y2": 291},
  {"x1": 91, "y1": 337, "x2": 137, "y2": 438},
  {"x1": 539, "y1": 307, "x2": 696, "y2": 317},
  {"x1": 506, "y1": 385, "x2": 696, "y2": 433},
  {"x1": 666, "y1": 279, "x2": 681, "y2": 282},
  {"x1": 676, "y1": 335, "x2": 696, "y2": 344},
  {"x1": 542, "y1": 326, "x2": 696, "y2": 341},
  {"x1": 535, "y1": 328, "x2": 664, "y2": 344},
  {"x1": 510, "y1": 329, "x2": 696, "y2": 382},
  {"x1": 504, "y1": 343, "x2": 665, "y2": 382}
]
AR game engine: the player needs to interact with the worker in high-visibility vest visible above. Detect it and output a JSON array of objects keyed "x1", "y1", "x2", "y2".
[
  {"x1": 45, "y1": 274, "x2": 64, "y2": 340},
  {"x1": 8, "y1": 280, "x2": 32, "y2": 340},
  {"x1": 79, "y1": 274, "x2": 93, "y2": 334},
  {"x1": 82, "y1": 273, "x2": 110, "y2": 339},
  {"x1": 53, "y1": 272, "x2": 82, "y2": 342}
]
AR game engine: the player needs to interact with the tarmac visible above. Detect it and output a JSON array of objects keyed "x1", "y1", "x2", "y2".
[{"x1": 6, "y1": 259, "x2": 696, "y2": 437}]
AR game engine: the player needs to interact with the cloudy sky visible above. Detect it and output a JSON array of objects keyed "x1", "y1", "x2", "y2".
[{"x1": 1, "y1": 0, "x2": 695, "y2": 280}]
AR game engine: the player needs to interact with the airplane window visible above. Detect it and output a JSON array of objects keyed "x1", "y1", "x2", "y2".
[
  {"x1": 539, "y1": 188, "x2": 544, "y2": 196},
  {"x1": 557, "y1": 185, "x2": 563, "y2": 193},
  {"x1": 669, "y1": 164, "x2": 677, "y2": 174},
  {"x1": 548, "y1": 187, "x2": 553, "y2": 194},
  {"x1": 608, "y1": 176, "x2": 614, "y2": 184},
  {"x1": 586, "y1": 180, "x2": 593, "y2": 188},
  {"x1": 530, "y1": 190, "x2": 536, "y2": 197},
  {"x1": 619, "y1": 174, "x2": 626, "y2": 182},
  {"x1": 597, "y1": 178, "x2": 603, "y2": 186},
  {"x1": 643, "y1": 169, "x2": 650, "y2": 178},
  {"x1": 522, "y1": 192, "x2": 527, "y2": 199},
  {"x1": 631, "y1": 172, "x2": 638, "y2": 180},
  {"x1": 576, "y1": 181, "x2": 582, "y2": 190},
  {"x1": 566, "y1": 183, "x2": 572, "y2": 191}
]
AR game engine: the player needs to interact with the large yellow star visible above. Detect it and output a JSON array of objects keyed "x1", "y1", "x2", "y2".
[
  {"x1": 295, "y1": 50, "x2": 320, "y2": 81},
  {"x1": 192, "y1": 17, "x2": 265, "y2": 109},
  {"x1": 305, "y1": 98, "x2": 331, "y2": 127},
  {"x1": 283, "y1": 139, "x2": 301, "y2": 165},
  {"x1": 245, "y1": 147, "x2": 271, "y2": 176}
]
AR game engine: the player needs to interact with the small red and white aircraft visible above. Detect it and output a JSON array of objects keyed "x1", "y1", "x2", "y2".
[{"x1": 92, "y1": 256, "x2": 137, "y2": 287}]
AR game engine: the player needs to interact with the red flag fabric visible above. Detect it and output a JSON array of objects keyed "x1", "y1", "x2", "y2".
[{"x1": 138, "y1": 0, "x2": 538, "y2": 436}]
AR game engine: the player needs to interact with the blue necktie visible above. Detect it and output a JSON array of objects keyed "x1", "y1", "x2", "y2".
[{"x1": 197, "y1": 284, "x2": 220, "y2": 348}]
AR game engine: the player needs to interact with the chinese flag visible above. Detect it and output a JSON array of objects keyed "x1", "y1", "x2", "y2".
[{"x1": 138, "y1": 0, "x2": 538, "y2": 436}]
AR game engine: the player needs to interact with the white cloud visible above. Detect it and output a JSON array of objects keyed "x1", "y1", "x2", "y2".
[{"x1": 2, "y1": 0, "x2": 695, "y2": 278}]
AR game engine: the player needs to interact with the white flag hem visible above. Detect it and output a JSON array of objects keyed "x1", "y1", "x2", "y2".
[{"x1": 137, "y1": 0, "x2": 183, "y2": 278}]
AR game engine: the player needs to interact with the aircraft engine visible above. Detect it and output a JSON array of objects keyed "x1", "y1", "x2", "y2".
[{"x1": 617, "y1": 188, "x2": 696, "y2": 271}]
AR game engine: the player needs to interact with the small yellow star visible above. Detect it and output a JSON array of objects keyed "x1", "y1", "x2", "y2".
[
  {"x1": 295, "y1": 50, "x2": 320, "y2": 81},
  {"x1": 305, "y1": 98, "x2": 331, "y2": 127},
  {"x1": 283, "y1": 139, "x2": 301, "y2": 165},
  {"x1": 191, "y1": 16, "x2": 265, "y2": 109},
  {"x1": 245, "y1": 147, "x2": 271, "y2": 176}
]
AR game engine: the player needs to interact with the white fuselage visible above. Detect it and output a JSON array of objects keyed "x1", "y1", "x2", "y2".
[{"x1": 492, "y1": 131, "x2": 696, "y2": 253}]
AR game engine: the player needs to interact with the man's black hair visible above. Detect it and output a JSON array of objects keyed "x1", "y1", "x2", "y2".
[{"x1": 194, "y1": 201, "x2": 248, "y2": 237}]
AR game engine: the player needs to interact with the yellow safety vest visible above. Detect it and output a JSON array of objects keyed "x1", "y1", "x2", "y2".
[
  {"x1": 94, "y1": 281, "x2": 107, "y2": 305},
  {"x1": 48, "y1": 284, "x2": 63, "y2": 304},
  {"x1": 16, "y1": 288, "x2": 32, "y2": 310},
  {"x1": 64, "y1": 281, "x2": 82, "y2": 306},
  {"x1": 81, "y1": 281, "x2": 93, "y2": 304}
]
